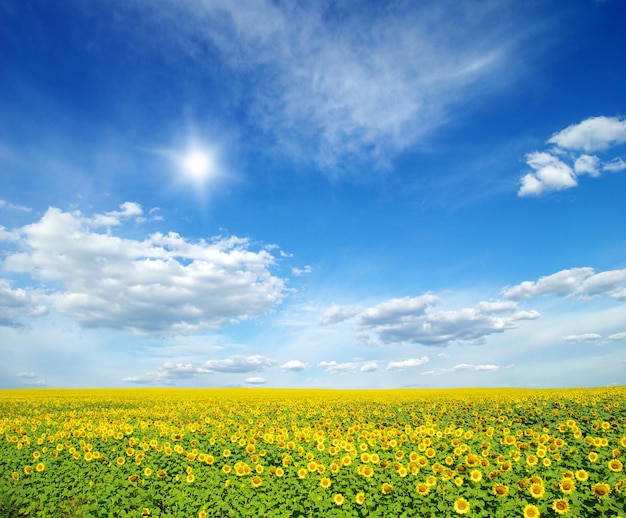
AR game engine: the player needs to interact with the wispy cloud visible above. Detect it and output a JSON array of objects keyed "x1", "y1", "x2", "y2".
[
  {"x1": 115, "y1": 0, "x2": 540, "y2": 171},
  {"x1": 563, "y1": 333, "x2": 602, "y2": 343},
  {"x1": 422, "y1": 363, "x2": 506, "y2": 376},
  {"x1": 0, "y1": 200, "x2": 31, "y2": 212},
  {"x1": 519, "y1": 116, "x2": 626, "y2": 196}
]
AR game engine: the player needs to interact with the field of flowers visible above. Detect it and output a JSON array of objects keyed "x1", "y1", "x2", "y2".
[{"x1": 1, "y1": 387, "x2": 625, "y2": 517}]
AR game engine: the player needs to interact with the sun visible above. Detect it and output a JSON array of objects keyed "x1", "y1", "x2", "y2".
[{"x1": 180, "y1": 148, "x2": 216, "y2": 184}]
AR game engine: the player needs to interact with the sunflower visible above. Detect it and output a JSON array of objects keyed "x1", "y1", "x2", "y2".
[
  {"x1": 470, "y1": 469, "x2": 482, "y2": 482},
  {"x1": 493, "y1": 483, "x2": 509, "y2": 497},
  {"x1": 574, "y1": 469, "x2": 588, "y2": 481},
  {"x1": 415, "y1": 483, "x2": 430, "y2": 496},
  {"x1": 591, "y1": 483, "x2": 611, "y2": 498},
  {"x1": 552, "y1": 499, "x2": 570, "y2": 515},
  {"x1": 355, "y1": 492, "x2": 365, "y2": 505},
  {"x1": 559, "y1": 478, "x2": 575, "y2": 494},
  {"x1": 251, "y1": 476, "x2": 262, "y2": 488},
  {"x1": 381, "y1": 483, "x2": 393, "y2": 495},
  {"x1": 529, "y1": 483, "x2": 545, "y2": 499},
  {"x1": 523, "y1": 504, "x2": 540, "y2": 518},
  {"x1": 608, "y1": 459, "x2": 623, "y2": 472},
  {"x1": 186, "y1": 474, "x2": 195, "y2": 483},
  {"x1": 453, "y1": 498, "x2": 470, "y2": 515},
  {"x1": 588, "y1": 452, "x2": 599, "y2": 463},
  {"x1": 144, "y1": 467, "x2": 152, "y2": 477},
  {"x1": 320, "y1": 477, "x2": 331, "y2": 489},
  {"x1": 526, "y1": 455, "x2": 538, "y2": 466},
  {"x1": 275, "y1": 467, "x2": 284, "y2": 477},
  {"x1": 35, "y1": 463, "x2": 45, "y2": 472},
  {"x1": 333, "y1": 494, "x2": 344, "y2": 506},
  {"x1": 297, "y1": 468, "x2": 307, "y2": 479}
]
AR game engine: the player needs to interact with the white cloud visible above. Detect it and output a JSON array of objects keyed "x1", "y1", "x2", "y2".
[
  {"x1": 3, "y1": 204, "x2": 287, "y2": 335},
  {"x1": 201, "y1": 355, "x2": 275, "y2": 373},
  {"x1": 292, "y1": 265, "x2": 312, "y2": 276},
  {"x1": 574, "y1": 154, "x2": 600, "y2": 177},
  {"x1": 0, "y1": 279, "x2": 47, "y2": 328},
  {"x1": 386, "y1": 357, "x2": 430, "y2": 370},
  {"x1": 319, "y1": 304, "x2": 362, "y2": 325},
  {"x1": 603, "y1": 157, "x2": 626, "y2": 172},
  {"x1": 605, "y1": 331, "x2": 626, "y2": 343},
  {"x1": 243, "y1": 377, "x2": 267, "y2": 385},
  {"x1": 356, "y1": 296, "x2": 534, "y2": 347},
  {"x1": 118, "y1": 1, "x2": 536, "y2": 170},
  {"x1": 0, "y1": 200, "x2": 31, "y2": 212},
  {"x1": 123, "y1": 355, "x2": 276, "y2": 385},
  {"x1": 16, "y1": 371, "x2": 37, "y2": 379},
  {"x1": 318, "y1": 361, "x2": 362, "y2": 375},
  {"x1": 519, "y1": 116, "x2": 626, "y2": 196},
  {"x1": 518, "y1": 151, "x2": 576, "y2": 196},
  {"x1": 503, "y1": 267, "x2": 626, "y2": 301},
  {"x1": 280, "y1": 360, "x2": 309, "y2": 371},
  {"x1": 360, "y1": 295, "x2": 439, "y2": 325},
  {"x1": 547, "y1": 116, "x2": 626, "y2": 152},
  {"x1": 563, "y1": 333, "x2": 601, "y2": 343},
  {"x1": 422, "y1": 363, "x2": 503, "y2": 376},
  {"x1": 360, "y1": 362, "x2": 379, "y2": 373}
]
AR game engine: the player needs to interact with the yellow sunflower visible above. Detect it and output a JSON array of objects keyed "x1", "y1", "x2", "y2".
[
  {"x1": 453, "y1": 498, "x2": 470, "y2": 515},
  {"x1": 552, "y1": 499, "x2": 570, "y2": 515},
  {"x1": 591, "y1": 483, "x2": 611, "y2": 498},
  {"x1": 523, "y1": 504, "x2": 540, "y2": 518}
]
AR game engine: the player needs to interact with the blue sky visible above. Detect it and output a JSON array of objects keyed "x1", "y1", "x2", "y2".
[{"x1": 1, "y1": 0, "x2": 625, "y2": 389}]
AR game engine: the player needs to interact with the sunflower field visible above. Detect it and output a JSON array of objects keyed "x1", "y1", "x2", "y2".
[{"x1": 1, "y1": 387, "x2": 625, "y2": 517}]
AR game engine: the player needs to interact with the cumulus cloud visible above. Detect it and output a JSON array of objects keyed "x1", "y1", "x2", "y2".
[
  {"x1": 0, "y1": 279, "x2": 47, "y2": 328},
  {"x1": 422, "y1": 363, "x2": 503, "y2": 376},
  {"x1": 547, "y1": 116, "x2": 626, "y2": 152},
  {"x1": 201, "y1": 355, "x2": 275, "y2": 373},
  {"x1": 356, "y1": 296, "x2": 536, "y2": 347},
  {"x1": 319, "y1": 304, "x2": 362, "y2": 325},
  {"x1": 574, "y1": 154, "x2": 601, "y2": 177},
  {"x1": 503, "y1": 267, "x2": 626, "y2": 301},
  {"x1": 386, "y1": 357, "x2": 430, "y2": 370},
  {"x1": 518, "y1": 151, "x2": 576, "y2": 196},
  {"x1": 280, "y1": 360, "x2": 309, "y2": 371},
  {"x1": 519, "y1": 116, "x2": 626, "y2": 196},
  {"x1": 124, "y1": 355, "x2": 276, "y2": 385},
  {"x1": 360, "y1": 362, "x2": 379, "y2": 373},
  {"x1": 2, "y1": 204, "x2": 287, "y2": 335}
]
